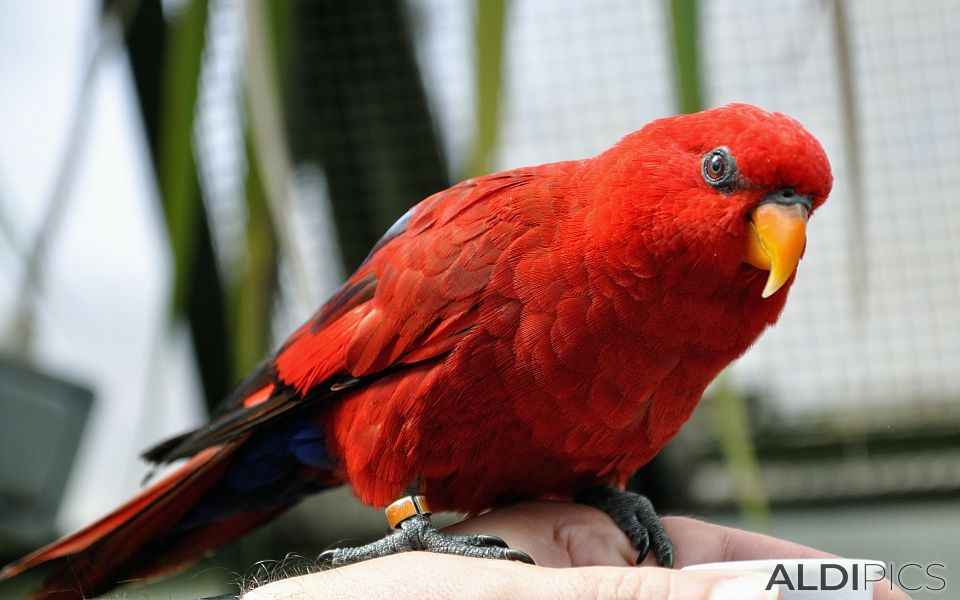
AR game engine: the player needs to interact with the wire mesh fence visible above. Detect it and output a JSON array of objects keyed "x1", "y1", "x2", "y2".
[
  {"x1": 182, "y1": 0, "x2": 960, "y2": 510},
  {"x1": 261, "y1": 0, "x2": 960, "y2": 508},
  {"x1": 408, "y1": 0, "x2": 960, "y2": 424}
]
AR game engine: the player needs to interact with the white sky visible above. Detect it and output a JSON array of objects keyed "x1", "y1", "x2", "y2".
[{"x1": 0, "y1": 0, "x2": 204, "y2": 529}]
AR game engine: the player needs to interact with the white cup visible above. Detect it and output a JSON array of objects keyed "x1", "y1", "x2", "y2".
[{"x1": 683, "y1": 558, "x2": 886, "y2": 599}]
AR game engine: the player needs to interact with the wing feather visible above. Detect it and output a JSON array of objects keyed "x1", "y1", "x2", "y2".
[{"x1": 146, "y1": 169, "x2": 553, "y2": 460}]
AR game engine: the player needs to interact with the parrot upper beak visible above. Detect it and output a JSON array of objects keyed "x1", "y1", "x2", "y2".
[{"x1": 743, "y1": 188, "x2": 812, "y2": 298}]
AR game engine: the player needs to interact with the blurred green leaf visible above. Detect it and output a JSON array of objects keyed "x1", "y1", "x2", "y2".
[
  {"x1": 230, "y1": 130, "x2": 278, "y2": 376},
  {"x1": 465, "y1": 0, "x2": 508, "y2": 179},
  {"x1": 158, "y1": 0, "x2": 209, "y2": 315},
  {"x1": 712, "y1": 380, "x2": 771, "y2": 525},
  {"x1": 667, "y1": 0, "x2": 702, "y2": 115},
  {"x1": 116, "y1": 0, "x2": 233, "y2": 410}
]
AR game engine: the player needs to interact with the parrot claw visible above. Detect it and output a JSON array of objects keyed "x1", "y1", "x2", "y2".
[
  {"x1": 576, "y1": 485, "x2": 674, "y2": 568},
  {"x1": 477, "y1": 534, "x2": 510, "y2": 548},
  {"x1": 317, "y1": 515, "x2": 536, "y2": 568},
  {"x1": 635, "y1": 531, "x2": 651, "y2": 565},
  {"x1": 504, "y1": 548, "x2": 536, "y2": 564}
]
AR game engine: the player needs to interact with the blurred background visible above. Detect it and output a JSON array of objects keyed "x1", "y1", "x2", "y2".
[{"x1": 0, "y1": 0, "x2": 957, "y2": 597}]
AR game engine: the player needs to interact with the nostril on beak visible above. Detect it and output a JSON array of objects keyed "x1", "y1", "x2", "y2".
[{"x1": 761, "y1": 188, "x2": 811, "y2": 211}]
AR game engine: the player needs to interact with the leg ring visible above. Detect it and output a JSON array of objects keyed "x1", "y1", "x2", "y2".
[{"x1": 385, "y1": 495, "x2": 432, "y2": 529}]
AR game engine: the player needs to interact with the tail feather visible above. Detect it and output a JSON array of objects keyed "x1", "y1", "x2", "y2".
[
  {"x1": 126, "y1": 505, "x2": 289, "y2": 582},
  {"x1": 1, "y1": 443, "x2": 240, "y2": 599},
  {"x1": 37, "y1": 506, "x2": 288, "y2": 600}
]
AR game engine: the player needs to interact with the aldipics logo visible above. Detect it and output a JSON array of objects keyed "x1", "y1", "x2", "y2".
[{"x1": 765, "y1": 561, "x2": 947, "y2": 594}]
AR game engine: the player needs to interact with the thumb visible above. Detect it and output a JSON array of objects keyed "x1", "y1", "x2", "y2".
[{"x1": 241, "y1": 553, "x2": 780, "y2": 600}]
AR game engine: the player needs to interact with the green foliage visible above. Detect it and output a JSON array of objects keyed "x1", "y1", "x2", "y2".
[
  {"x1": 466, "y1": 0, "x2": 508, "y2": 179},
  {"x1": 230, "y1": 132, "x2": 278, "y2": 375},
  {"x1": 667, "y1": 0, "x2": 702, "y2": 115},
  {"x1": 157, "y1": 0, "x2": 209, "y2": 315}
]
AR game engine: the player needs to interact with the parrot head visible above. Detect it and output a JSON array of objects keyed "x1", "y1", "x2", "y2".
[{"x1": 594, "y1": 103, "x2": 833, "y2": 299}]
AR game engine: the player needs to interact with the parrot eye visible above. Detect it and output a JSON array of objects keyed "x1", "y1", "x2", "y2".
[{"x1": 702, "y1": 147, "x2": 736, "y2": 187}]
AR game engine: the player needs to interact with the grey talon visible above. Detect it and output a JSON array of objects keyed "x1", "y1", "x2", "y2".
[
  {"x1": 658, "y1": 549, "x2": 675, "y2": 569},
  {"x1": 505, "y1": 549, "x2": 535, "y2": 564},
  {"x1": 635, "y1": 529, "x2": 651, "y2": 564},
  {"x1": 478, "y1": 534, "x2": 509, "y2": 548},
  {"x1": 577, "y1": 485, "x2": 674, "y2": 568}
]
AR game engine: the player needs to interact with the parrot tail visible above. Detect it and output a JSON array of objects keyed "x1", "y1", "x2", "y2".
[{"x1": 0, "y1": 441, "x2": 287, "y2": 600}]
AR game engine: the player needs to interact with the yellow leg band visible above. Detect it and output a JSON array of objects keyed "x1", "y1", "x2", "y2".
[{"x1": 385, "y1": 495, "x2": 432, "y2": 529}]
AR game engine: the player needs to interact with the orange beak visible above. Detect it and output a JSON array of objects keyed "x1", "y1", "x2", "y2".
[{"x1": 743, "y1": 190, "x2": 811, "y2": 298}]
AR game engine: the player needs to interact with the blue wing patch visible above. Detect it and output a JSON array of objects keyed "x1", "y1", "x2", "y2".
[
  {"x1": 173, "y1": 419, "x2": 337, "y2": 529},
  {"x1": 225, "y1": 421, "x2": 335, "y2": 492},
  {"x1": 360, "y1": 204, "x2": 415, "y2": 267}
]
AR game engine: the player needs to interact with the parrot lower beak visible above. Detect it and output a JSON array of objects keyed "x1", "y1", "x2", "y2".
[{"x1": 743, "y1": 189, "x2": 811, "y2": 298}]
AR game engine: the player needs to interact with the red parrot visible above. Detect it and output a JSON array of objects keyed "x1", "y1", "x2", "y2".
[{"x1": 1, "y1": 104, "x2": 831, "y2": 599}]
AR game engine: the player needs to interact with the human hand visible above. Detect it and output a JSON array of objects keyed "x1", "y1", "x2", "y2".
[{"x1": 242, "y1": 501, "x2": 910, "y2": 600}]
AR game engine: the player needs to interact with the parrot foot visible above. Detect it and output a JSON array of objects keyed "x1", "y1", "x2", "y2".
[
  {"x1": 317, "y1": 514, "x2": 536, "y2": 568},
  {"x1": 576, "y1": 485, "x2": 674, "y2": 568}
]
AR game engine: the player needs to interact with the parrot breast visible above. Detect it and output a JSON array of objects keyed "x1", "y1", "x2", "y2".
[{"x1": 325, "y1": 205, "x2": 788, "y2": 513}]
